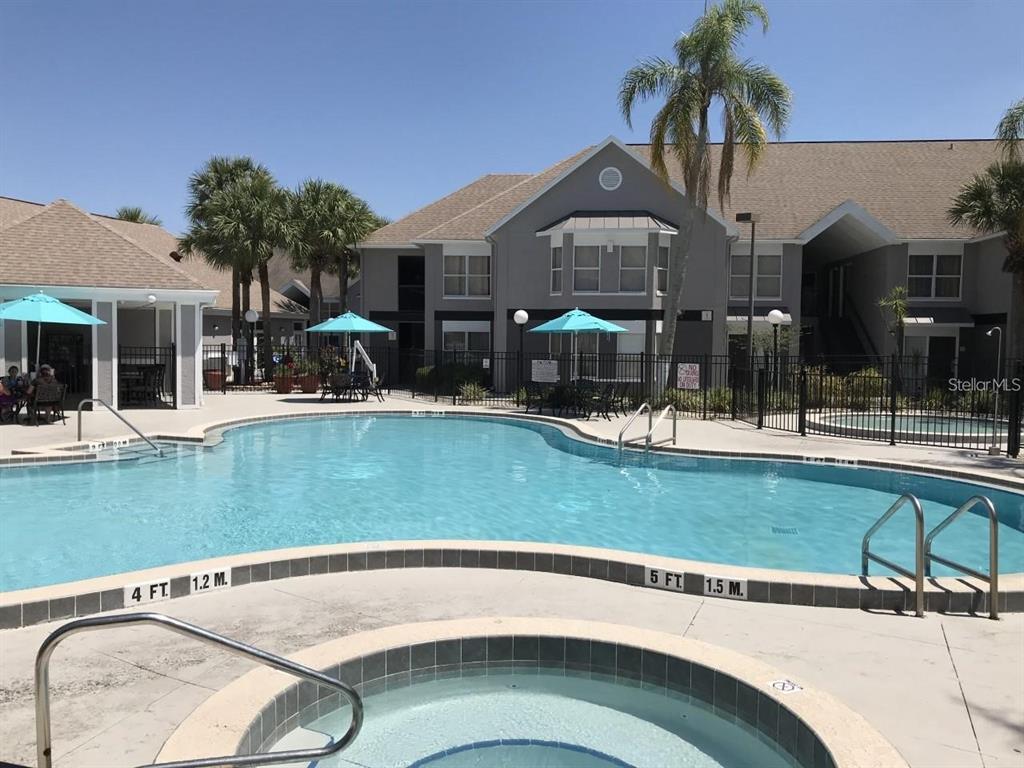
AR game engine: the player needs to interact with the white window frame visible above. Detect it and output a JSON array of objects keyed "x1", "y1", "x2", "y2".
[
  {"x1": 441, "y1": 320, "x2": 490, "y2": 352},
  {"x1": 551, "y1": 246, "x2": 563, "y2": 295},
  {"x1": 907, "y1": 252, "x2": 962, "y2": 301},
  {"x1": 572, "y1": 245, "x2": 601, "y2": 294},
  {"x1": 729, "y1": 248, "x2": 782, "y2": 301},
  {"x1": 656, "y1": 244, "x2": 669, "y2": 295},
  {"x1": 443, "y1": 252, "x2": 491, "y2": 299},
  {"x1": 618, "y1": 245, "x2": 647, "y2": 293}
]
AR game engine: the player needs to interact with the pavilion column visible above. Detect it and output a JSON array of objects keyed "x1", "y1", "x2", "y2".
[
  {"x1": 176, "y1": 303, "x2": 199, "y2": 408},
  {"x1": 92, "y1": 301, "x2": 115, "y2": 406}
]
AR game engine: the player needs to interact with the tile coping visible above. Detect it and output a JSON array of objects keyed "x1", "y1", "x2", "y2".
[
  {"x1": 1, "y1": 538, "x2": 1019, "y2": 630},
  {"x1": 1, "y1": 410, "x2": 1021, "y2": 629},
  {"x1": 154, "y1": 617, "x2": 908, "y2": 768}
]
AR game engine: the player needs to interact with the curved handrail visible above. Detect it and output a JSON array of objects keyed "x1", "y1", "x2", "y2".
[
  {"x1": 77, "y1": 398, "x2": 162, "y2": 456},
  {"x1": 618, "y1": 402, "x2": 651, "y2": 450},
  {"x1": 35, "y1": 612, "x2": 363, "y2": 768},
  {"x1": 925, "y1": 495, "x2": 999, "y2": 619},
  {"x1": 861, "y1": 493, "x2": 925, "y2": 617},
  {"x1": 645, "y1": 404, "x2": 677, "y2": 451}
]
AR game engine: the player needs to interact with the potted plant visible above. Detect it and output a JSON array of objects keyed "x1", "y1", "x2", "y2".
[
  {"x1": 274, "y1": 353, "x2": 296, "y2": 394},
  {"x1": 204, "y1": 367, "x2": 225, "y2": 391},
  {"x1": 295, "y1": 358, "x2": 320, "y2": 394}
]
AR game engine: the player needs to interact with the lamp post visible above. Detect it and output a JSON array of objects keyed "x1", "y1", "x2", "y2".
[
  {"x1": 514, "y1": 310, "x2": 529, "y2": 403},
  {"x1": 735, "y1": 213, "x2": 760, "y2": 374},
  {"x1": 767, "y1": 309, "x2": 784, "y2": 388},
  {"x1": 987, "y1": 326, "x2": 1003, "y2": 456},
  {"x1": 244, "y1": 308, "x2": 259, "y2": 384}
]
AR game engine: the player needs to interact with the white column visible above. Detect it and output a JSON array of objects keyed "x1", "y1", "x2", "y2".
[{"x1": 174, "y1": 303, "x2": 182, "y2": 409}]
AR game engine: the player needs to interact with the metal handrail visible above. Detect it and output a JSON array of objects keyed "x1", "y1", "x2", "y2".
[
  {"x1": 645, "y1": 404, "x2": 677, "y2": 451},
  {"x1": 35, "y1": 612, "x2": 364, "y2": 768},
  {"x1": 925, "y1": 495, "x2": 999, "y2": 619},
  {"x1": 77, "y1": 398, "x2": 162, "y2": 456},
  {"x1": 618, "y1": 402, "x2": 651, "y2": 450},
  {"x1": 861, "y1": 493, "x2": 925, "y2": 617}
]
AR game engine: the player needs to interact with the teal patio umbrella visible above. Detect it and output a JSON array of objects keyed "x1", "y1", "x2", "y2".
[
  {"x1": 0, "y1": 292, "x2": 105, "y2": 376},
  {"x1": 528, "y1": 307, "x2": 626, "y2": 380},
  {"x1": 307, "y1": 311, "x2": 393, "y2": 373}
]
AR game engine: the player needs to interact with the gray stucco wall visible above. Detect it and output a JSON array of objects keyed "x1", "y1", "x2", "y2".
[
  {"x1": 95, "y1": 301, "x2": 114, "y2": 403},
  {"x1": 179, "y1": 305, "x2": 197, "y2": 407},
  {"x1": 964, "y1": 237, "x2": 1010, "y2": 314},
  {"x1": 843, "y1": 244, "x2": 905, "y2": 356},
  {"x1": 490, "y1": 142, "x2": 731, "y2": 354}
]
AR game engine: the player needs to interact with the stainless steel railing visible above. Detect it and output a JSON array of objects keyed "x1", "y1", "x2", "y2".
[
  {"x1": 618, "y1": 402, "x2": 651, "y2": 450},
  {"x1": 76, "y1": 398, "x2": 162, "y2": 456},
  {"x1": 925, "y1": 495, "x2": 999, "y2": 619},
  {"x1": 35, "y1": 612, "x2": 363, "y2": 768},
  {"x1": 645, "y1": 404, "x2": 677, "y2": 451},
  {"x1": 861, "y1": 493, "x2": 925, "y2": 617}
]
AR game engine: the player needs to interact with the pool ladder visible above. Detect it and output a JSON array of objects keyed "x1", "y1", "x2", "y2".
[
  {"x1": 861, "y1": 493, "x2": 999, "y2": 619},
  {"x1": 35, "y1": 612, "x2": 364, "y2": 768},
  {"x1": 618, "y1": 403, "x2": 678, "y2": 452}
]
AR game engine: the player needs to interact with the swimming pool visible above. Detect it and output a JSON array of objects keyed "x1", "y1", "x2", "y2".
[
  {"x1": 270, "y1": 670, "x2": 800, "y2": 768},
  {"x1": 1, "y1": 414, "x2": 1022, "y2": 590},
  {"x1": 814, "y1": 412, "x2": 1003, "y2": 438}
]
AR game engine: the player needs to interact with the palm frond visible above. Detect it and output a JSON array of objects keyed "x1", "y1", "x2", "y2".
[
  {"x1": 618, "y1": 58, "x2": 681, "y2": 129},
  {"x1": 996, "y1": 97, "x2": 1024, "y2": 162},
  {"x1": 115, "y1": 206, "x2": 162, "y2": 226}
]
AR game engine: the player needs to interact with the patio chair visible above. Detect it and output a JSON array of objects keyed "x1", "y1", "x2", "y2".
[
  {"x1": 27, "y1": 382, "x2": 66, "y2": 425},
  {"x1": 327, "y1": 372, "x2": 352, "y2": 401},
  {"x1": 350, "y1": 370, "x2": 373, "y2": 402},
  {"x1": 611, "y1": 383, "x2": 633, "y2": 417},
  {"x1": 586, "y1": 383, "x2": 616, "y2": 421},
  {"x1": 523, "y1": 383, "x2": 549, "y2": 414}
]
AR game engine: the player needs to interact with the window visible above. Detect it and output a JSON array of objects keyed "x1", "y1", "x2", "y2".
[
  {"x1": 619, "y1": 245, "x2": 646, "y2": 293},
  {"x1": 442, "y1": 330, "x2": 489, "y2": 352},
  {"x1": 573, "y1": 246, "x2": 601, "y2": 292},
  {"x1": 657, "y1": 246, "x2": 669, "y2": 293},
  {"x1": 730, "y1": 253, "x2": 782, "y2": 300},
  {"x1": 908, "y1": 253, "x2": 961, "y2": 298},
  {"x1": 551, "y1": 246, "x2": 563, "y2": 293},
  {"x1": 443, "y1": 254, "x2": 490, "y2": 297}
]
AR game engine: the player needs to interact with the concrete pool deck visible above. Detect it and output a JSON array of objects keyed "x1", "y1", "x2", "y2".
[
  {"x1": 0, "y1": 568, "x2": 1021, "y2": 767},
  {"x1": 1, "y1": 392, "x2": 1023, "y2": 488}
]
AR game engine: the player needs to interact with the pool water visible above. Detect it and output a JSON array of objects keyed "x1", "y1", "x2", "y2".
[
  {"x1": 824, "y1": 413, "x2": 1002, "y2": 435},
  {"x1": 270, "y1": 671, "x2": 798, "y2": 768},
  {"x1": 1, "y1": 415, "x2": 1022, "y2": 590}
]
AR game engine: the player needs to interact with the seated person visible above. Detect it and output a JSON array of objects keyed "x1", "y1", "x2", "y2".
[
  {"x1": 28, "y1": 364, "x2": 57, "y2": 394},
  {"x1": 2, "y1": 365, "x2": 25, "y2": 396}
]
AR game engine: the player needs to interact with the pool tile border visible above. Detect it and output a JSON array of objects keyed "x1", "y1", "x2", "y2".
[
  {"x1": 155, "y1": 618, "x2": 905, "y2": 768},
  {"x1": 1, "y1": 540, "x2": 1019, "y2": 630}
]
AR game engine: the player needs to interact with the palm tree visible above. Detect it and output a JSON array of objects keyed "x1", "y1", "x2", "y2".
[
  {"x1": 180, "y1": 156, "x2": 259, "y2": 348},
  {"x1": 618, "y1": 0, "x2": 791, "y2": 357},
  {"x1": 878, "y1": 285, "x2": 909, "y2": 358},
  {"x1": 115, "y1": 206, "x2": 162, "y2": 226},
  {"x1": 997, "y1": 97, "x2": 1024, "y2": 162},
  {"x1": 287, "y1": 180, "x2": 355, "y2": 338},
  {"x1": 199, "y1": 167, "x2": 292, "y2": 381},
  {"x1": 332, "y1": 196, "x2": 382, "y2": 314},
  {"x1": 948, "y1": 161, "x2": 1024, "y2": 359}
]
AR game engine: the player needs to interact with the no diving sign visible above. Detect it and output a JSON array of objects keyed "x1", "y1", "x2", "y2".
[{"x1": 769, "y1": 679, "x2": 803, "y2": 694}]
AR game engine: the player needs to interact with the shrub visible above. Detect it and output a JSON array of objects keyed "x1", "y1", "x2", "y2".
[
  {"x1": 658, "y1": 387, "x2": 702, "y2": 412},
  {"x1": 845, "y1": 367, "x2": 886, "y2": 410},
  {"x1": 706, "y1": 387, "x2": 732, "y2": 414},
  {"x1": 458, "y1": 380, "x2": 487, "y2": 403},
  {"x1": 416, "y1": 363, "x2": 485, "y2": 395}
]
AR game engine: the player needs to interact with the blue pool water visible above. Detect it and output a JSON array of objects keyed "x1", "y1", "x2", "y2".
[
  {"x1": 272, "y1": 671, "x2": 798, "y2": 768},
  {"x1": 1, "y1": 415, "x2": 1022, "y2": 590}
]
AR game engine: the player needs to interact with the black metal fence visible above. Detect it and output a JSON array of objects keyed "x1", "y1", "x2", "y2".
[
  {"x1": 735, "y1": 353, "x2": 1023, "y2": 452},
  {"x1": 199, "y1": 343, "x2": 1024, "y2": 456},
  {"x1": 119, "y1": 345, "x2": 175, "y2": 408}
]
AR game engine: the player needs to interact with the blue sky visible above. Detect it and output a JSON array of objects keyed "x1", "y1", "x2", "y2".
[{"x1": 2, "y1": 0, "x2": 1021, "y2": 234}]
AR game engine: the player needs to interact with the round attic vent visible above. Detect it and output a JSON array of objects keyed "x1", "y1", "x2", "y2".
[{"x1": 599, "y1": 166, "x2": 622, "y2": 191}]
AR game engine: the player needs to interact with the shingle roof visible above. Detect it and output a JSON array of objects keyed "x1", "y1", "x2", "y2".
[
  {"x1": 363, "y1": 173, "x2": 532, "y2": 245},
  {"x1": 632, "y1": 139, "x2": 1001, "y2": 240},
  {"x1": 364, "y1": 139, "x2": 1000, "y2": 245},
  {"x1": 0, "y1": 196, "x2": 297, "y2": 311},
  {"x1": 0, "y1": 200, "x2": 207, "y2": 291}
]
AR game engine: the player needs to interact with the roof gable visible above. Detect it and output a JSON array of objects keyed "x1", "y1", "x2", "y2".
[{"x1": 0, "y1": 200, "x2": 206, "y2": 291}]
